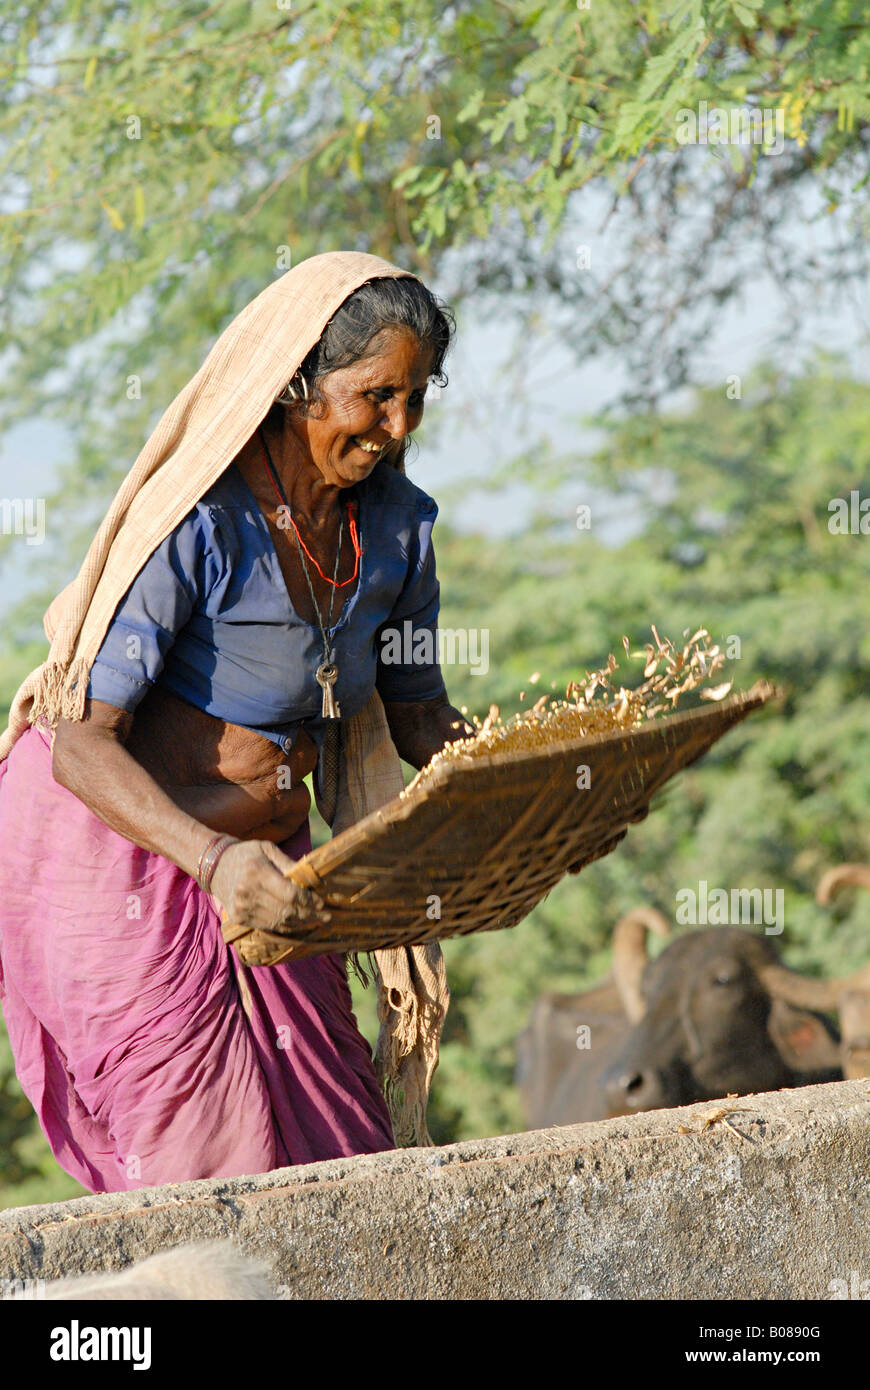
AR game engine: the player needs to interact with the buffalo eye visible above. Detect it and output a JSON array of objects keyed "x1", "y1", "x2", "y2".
[{"x1": 713, "y1": 967, "x2": 739, "y2": 987}]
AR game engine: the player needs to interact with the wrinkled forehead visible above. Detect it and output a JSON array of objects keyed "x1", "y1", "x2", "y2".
[{"x1": 325, "y1": 328, "x2": 437, "y2": 382}]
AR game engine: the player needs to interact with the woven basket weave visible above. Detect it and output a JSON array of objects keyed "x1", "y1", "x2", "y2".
[{"x1": 230, "y1": 681, "x2": 776, "y2": 965}]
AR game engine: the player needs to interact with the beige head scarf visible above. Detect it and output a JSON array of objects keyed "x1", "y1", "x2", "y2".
[{"x1": 0, "y1": 250, "x2": 448, "y2": 1147}]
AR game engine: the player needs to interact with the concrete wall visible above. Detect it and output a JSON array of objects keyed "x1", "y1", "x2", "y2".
[{"x1": 2, "y1": 1078, "x2": 870, "y2": 1300}]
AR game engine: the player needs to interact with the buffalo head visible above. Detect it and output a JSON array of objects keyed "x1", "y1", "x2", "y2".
[
  {"x1": 600, "y1": 917, "x2": 841, "y2": 1115},
  {"x1": 516, "y1": 889, "x2": 870, "y2": 1129}
]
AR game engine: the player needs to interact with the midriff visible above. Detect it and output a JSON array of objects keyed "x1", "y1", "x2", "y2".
[{"x1": 125, "y1": 684, "x2": 318, "y2": 844}]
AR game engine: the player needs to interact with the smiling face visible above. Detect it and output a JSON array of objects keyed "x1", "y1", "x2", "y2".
[{"x1": 288, "y1": 327, "x2": 435, "y2": 488}]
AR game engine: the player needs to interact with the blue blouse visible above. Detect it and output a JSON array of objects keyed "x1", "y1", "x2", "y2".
[{"x1": 86, "y1": 459, "x2": 447, "y2": 755}]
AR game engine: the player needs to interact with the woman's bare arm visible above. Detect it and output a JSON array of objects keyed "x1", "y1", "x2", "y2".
[{"x1": 53, "y1": 701, "x2": 215, "y2": 875}]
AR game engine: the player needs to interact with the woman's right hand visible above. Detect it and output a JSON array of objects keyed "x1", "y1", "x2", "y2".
[{"x1": 209, "y1": 839, "x2": 331, "y2": 936}]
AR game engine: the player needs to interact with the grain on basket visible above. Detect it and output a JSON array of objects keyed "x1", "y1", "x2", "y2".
[{"x1": 403, "y1": 625, "x2": 733, "y2": 796}]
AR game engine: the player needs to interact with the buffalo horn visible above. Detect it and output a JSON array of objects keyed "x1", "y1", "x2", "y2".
[
  {"x1": 611, "y1": 907, "x2": 670, "y2": 1023},
  {"x1": 759, "y1": 864, "x2": 870, "y2": 1008},
  {"x1": 816, "y1": 863, "x2": 870, "y2": 905},
  {"x1": 758, "y1": 960, "x2": 870, "y2": 1012}
]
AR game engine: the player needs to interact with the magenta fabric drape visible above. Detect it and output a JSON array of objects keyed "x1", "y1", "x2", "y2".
[{"x1": 0, "y1": 725, "x2": 394, "y2": 1193}]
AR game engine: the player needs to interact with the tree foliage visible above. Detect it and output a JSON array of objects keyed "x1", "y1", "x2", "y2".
[
  {"x1": 1, "y1": 0, "x2": 869, "y2": 590},
  {"x1": 0, "y1": 1033, "x2": 40, "y2": 1188}
]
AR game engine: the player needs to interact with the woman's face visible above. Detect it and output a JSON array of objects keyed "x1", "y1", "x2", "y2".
[{"x1": 290, "y1": 327, "x2": 435, "y2": 488}]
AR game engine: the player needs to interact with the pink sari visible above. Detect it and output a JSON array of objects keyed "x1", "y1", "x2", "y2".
[{"x1": 0, "y1": 724, "x2": 394, "y2": 1193}]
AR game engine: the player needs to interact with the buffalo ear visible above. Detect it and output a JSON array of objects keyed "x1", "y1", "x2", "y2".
[{"x1": 767, "y1": 999, "x2": 841, "y2": 1074}]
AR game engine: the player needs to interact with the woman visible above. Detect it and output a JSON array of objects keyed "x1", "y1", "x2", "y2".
[{"x1": 0, "y1": 252, "x2": 473, "y2": 1193}]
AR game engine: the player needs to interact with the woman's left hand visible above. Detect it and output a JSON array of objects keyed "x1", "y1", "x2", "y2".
[{"x1": 383, "y1": 691, "x2": 474, "y2": 770}]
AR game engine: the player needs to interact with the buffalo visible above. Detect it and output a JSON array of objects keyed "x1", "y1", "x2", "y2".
[{"x1": 517, "y1": 892, "x2": 870, "y2": 1129}]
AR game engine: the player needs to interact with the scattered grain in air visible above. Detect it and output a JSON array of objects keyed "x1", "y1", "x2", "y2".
[{"x1": 403, "y1": 626, "x2": 733, "y2": 796}]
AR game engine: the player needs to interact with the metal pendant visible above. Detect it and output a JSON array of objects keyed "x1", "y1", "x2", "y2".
[{"x1": 316, "y1": 661, "x2": 341, "y2": 719}]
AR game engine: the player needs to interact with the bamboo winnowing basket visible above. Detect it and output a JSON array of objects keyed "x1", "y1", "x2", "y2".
[{"x1": 229, "y1": 681, "x2": 776, "y2": 965}]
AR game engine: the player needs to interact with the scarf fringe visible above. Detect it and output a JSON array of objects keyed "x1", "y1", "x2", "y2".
[
  {"x1": 28, "y1": 656, "x2": 90, "y2": 729},
  {"x1": 373, "y1": 980, "x2": 443, "y2": 1147},
  {"x1": 380, "y1": 1073, "x2": 434, "y2": 1149},
  {"x1": 346, "y1": 940, "x2": 444, "y2": 1148},
  {"x1": 346, "y1": 950, "x2": 379, "y2": 989}
]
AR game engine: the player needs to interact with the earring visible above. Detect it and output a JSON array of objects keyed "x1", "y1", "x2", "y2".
[{"x1": 277, "y1": 370, "x2": 309, "y2": 404}]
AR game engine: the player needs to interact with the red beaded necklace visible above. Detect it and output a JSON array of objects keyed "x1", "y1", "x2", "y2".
[{"x1": 257, "y1": 425, "x2": 364, "y2": 719}]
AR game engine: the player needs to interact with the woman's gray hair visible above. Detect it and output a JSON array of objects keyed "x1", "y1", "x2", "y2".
[{"x1": 274, "y1": 275, "x2": 455, "y2": 470}]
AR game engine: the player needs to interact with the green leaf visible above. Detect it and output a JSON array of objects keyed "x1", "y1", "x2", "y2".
[
  {"x1": 457, "y1": 88, "x2": 485, "y2": 123},
  {"x1": 732, "y1": 3, "x2": 759, "y2": 26},
  {"x1": 392, "y1": 164, "x2": 422, "y2": 190},
  {"x1": 416, "y1": 167, "x2": 448, "y2": 196}
]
